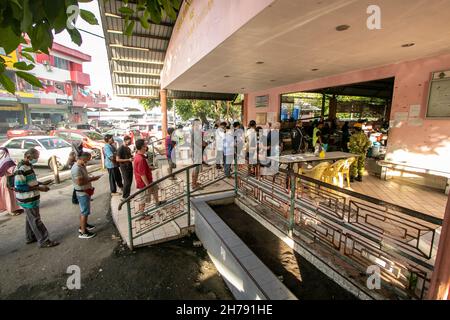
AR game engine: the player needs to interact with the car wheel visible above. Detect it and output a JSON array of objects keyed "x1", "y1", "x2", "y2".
[{"x1": 48, "y1": 158, "x2": 66, "y2": 172}]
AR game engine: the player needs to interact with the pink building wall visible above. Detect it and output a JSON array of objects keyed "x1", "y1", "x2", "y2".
[
  {"x1": 246, "y1": 53, "x2": 450, "y2": 172},
  {"x1": 161, "y1": 0, "x2": 274, "y2": 89}
]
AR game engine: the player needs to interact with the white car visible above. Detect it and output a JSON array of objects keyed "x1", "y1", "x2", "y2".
[{"x1": 1, "y1": 136, "x2": 73, "y2": 171}]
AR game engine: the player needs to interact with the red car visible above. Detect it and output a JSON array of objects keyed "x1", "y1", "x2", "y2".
[
  {"x1": 50, "y1": 129, "x2": 106, "y2": 159},
  {"x1": 7, "y1": 125, "x2": 46, "y2": 139}
]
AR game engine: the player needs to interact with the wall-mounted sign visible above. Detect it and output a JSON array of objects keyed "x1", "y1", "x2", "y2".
[
  {"x1": 426, "y1": 70, "x2": 450, "y2": 118},
  {"x1": 56, "y1": 98, "x2": 73, "y2": 106},
  {"x1": 256, "y1": 112, "x2": 267, "y2": 125},
  {"x1": 255, "y1": 95, "x2": 269, "y2": 108}
]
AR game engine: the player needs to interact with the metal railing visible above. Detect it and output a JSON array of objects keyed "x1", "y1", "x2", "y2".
[
  {"x1": 118, "y1": 163, "x2": 229, "y2": 250},
  {"x1": 235, "y1": 166, "x2": 443, "y2": 300},
  {"x1": 116, "y1": 153, "x2": 443, "y2": 299}
]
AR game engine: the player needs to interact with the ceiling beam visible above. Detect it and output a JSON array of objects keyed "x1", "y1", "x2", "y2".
[
  {"x1": 109, "y1": 44, "x2": 166, "y2": 53},
  {"x1": 106, "y1": 29, "x2": 171, "y2": 42},
  {"x1": 104, "y1": 12, "x2": 175, "y2": 28},
  {"x1": 111, "y1": 57, "x2": 164, "y2": 65},
  {"x1": 113, "y1": 70, "x2": 161, "y2": 77},
  {"x1": 116, "y1": 94, "x2": 159, "y2": 98},
  {"x1": 115, "y1": 83, "x2": 160, "y2": 88}
]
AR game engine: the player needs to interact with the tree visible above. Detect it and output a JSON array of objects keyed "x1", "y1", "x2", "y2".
[
  {"x1": 174, "y1": 99, "x2": 241, "y2": 124},
  {"x1": 140, "y1": 98, "x2": 176, "y2": 112},
  {"x1": 0, "y1": 0, "x2": 182, "y2": 93}
]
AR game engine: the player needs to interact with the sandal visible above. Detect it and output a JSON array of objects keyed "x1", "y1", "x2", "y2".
[{"x1": 40, "y1": 240, "x2": 60, "y2": 248}]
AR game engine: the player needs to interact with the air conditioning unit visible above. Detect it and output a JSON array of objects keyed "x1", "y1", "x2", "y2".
[{"x1": 43, "y1": 60, "x2": 52, "y2": 71}]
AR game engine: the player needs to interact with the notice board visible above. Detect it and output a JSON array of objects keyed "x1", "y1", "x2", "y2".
[{"x1": 426, "y1": 71, "x2": 450, "y2": 118}]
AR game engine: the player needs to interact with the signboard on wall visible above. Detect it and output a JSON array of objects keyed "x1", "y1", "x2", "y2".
[
  {"x1": 426, "y1": 70, "x2": 450, "y2": 118},
  {"x1": 255, "y1": 95, "x2": 269, "y2": 108},
  {"x1": 256, "y1": 112, "x2": 267, "y2": 125}
]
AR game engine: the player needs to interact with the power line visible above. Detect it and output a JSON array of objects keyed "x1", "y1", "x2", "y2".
[{"x1": 78, "y1": 28, "x2": 105, "y2": 39}]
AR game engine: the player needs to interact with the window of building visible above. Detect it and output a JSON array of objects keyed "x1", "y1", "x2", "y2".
[{"x1": 53, "y1": 56, "x2": 69, "y2": 70}]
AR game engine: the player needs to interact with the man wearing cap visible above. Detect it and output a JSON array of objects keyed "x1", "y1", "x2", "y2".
[{"x1": 348, "y1": 122, "x2": 371, "y2": 182}]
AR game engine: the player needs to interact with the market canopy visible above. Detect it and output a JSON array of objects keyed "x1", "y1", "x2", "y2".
[{"x1": 98, "y1": 0, "x2": 237, "y2": 101}]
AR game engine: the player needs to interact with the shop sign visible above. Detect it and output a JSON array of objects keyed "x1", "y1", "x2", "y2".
[
  {"x1": 56, "y1": 98, "x2": 73, "y2": 106},
  {"x1": 0, "y1": 105, "x2": 22, "y2": 111}
]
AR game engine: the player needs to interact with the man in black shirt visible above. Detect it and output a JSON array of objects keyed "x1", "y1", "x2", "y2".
[{"x1": 116, "y1": 136, "x2": 133, "y2": 199}]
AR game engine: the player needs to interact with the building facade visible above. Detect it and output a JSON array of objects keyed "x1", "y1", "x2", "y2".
[{"x1": 0, "y1": 42, "x2": 106, "y2": 133}]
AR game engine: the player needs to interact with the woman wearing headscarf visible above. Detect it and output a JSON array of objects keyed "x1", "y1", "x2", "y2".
[{"x1": 0, "y1": 147, "x2": 23, "y2": 215}]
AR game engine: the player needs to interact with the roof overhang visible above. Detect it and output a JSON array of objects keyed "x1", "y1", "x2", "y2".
[
  {"x1": 161, "y1": 0, "x2": 450, "y2": 94},
  {"x1": 98, "y1": 0, "x2": 236, "y2": 101}
]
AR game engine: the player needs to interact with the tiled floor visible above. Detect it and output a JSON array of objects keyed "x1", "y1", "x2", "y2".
[{"x1": 349, "y1": 174, "x2": 448, "y2": 219}]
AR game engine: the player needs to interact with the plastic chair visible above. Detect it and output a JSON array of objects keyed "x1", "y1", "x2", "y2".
[
  {"x1": 340, "y1": 157, "x2": 356, "y2": 188},
  {"x1": 322, "y1": 159, "x2": 347, "y2": 187},
  {"x1": 299, "y1": 162, "x2": 331, "y2": 181}
]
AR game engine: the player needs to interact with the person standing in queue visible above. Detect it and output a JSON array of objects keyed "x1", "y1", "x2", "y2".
[
  {"x1": 134, "y1": 139, "x2": 165, "y2": 218},
  {"x1": 291, "y1": 120, "x2": 306, "y2": 154},
  {"x1": 165, "y1": 127, "x2": 177, "y2": 180},
  {"x1": 14, "y1": 148, "x2": 59, "y2": 248},
  {"x1": 71, "y1": 152, "x2": 101, "y2": 239},
  {"x1": 116, "y1": 136, "x2": 134, "y2": 200},
  {"x1": 103, "y1": 134, "x2": 123, "y2": 195}
]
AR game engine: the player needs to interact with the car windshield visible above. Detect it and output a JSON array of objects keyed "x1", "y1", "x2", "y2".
[
  {"x1": 85, "y1": 131, "x2": 104, "y2": 140},
  {"x1": 38, "y1": 138, "x2": 71, "y2": 149}
]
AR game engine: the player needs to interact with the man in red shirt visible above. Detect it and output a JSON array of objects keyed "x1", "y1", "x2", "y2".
[{"x1": 134, "y1": 139, "x2": 164, "y2": 215}]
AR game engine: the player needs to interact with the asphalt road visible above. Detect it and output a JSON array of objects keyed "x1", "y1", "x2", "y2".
[{"x1": 0, "y1": 171, "x2": 232, "y2": 300}]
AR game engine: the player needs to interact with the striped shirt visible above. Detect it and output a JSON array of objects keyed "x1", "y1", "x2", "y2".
[{"x1": 14, "y1": 160, "x2": 40, "y2": 209}]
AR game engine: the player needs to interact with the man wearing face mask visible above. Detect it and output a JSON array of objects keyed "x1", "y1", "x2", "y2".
[
  {"x1": 14, "y1": 148, "x2": 59, "y2": 248},
  {"x1": 71, "y1": 152, "x2": 101, "y2": 239}
]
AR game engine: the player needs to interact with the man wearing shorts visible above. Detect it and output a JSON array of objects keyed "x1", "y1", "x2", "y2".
[
  {"x1": 71, "y1": 152, "x2": 101, "y2": 239},
  {"x1": 134, "y1": 139, "x2": 165, "y2": 216}
]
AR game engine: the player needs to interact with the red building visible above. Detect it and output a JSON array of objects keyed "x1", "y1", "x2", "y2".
[{"x1": 0, "y1": 42, "x2": 107, "y2": 132}]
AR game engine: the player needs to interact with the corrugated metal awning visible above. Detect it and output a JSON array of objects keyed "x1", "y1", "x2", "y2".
[{"x1": 98, "y1": 0, "x2": 236, "y2": 101}]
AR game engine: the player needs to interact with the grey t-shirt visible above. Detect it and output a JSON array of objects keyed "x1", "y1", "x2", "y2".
[{"x1": 71, "y1": 163, "x2": 92, "y2": 196}]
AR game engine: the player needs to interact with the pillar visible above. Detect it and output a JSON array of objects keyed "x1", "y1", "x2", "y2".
[
  {"x1": 321, "y1": 94, "x2": 326, "y2": 119},
  {"x1": 428, "y1": 193, "x2": 450, "y2": 300},
  {"x1": 243, "y1": 94, "x2": 249, "y2": 126},
  {"x1": 160, "y1": 89, "x2": 168, "y2": 138},
  {"x1": 329, "y1": 95, "x2": 337, "y2": 121}
]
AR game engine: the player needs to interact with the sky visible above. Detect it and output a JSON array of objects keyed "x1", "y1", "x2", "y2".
[{"x1": 53, "y1": 0, "x2": 141, "y2": 109}]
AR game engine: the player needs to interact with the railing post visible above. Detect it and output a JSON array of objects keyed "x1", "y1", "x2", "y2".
[
  {"x1": 126, "y1": 201, "x2": 133, "y2": 251},
  {"x1": 186, "y1": 167, "x2": 191, "y2": 227},
  {"x1": 289, "y1": 172, "x2": 296, "y2": 237},
  {"x1": 234, "y1": 152, "x2": 238, "y2": 196}
]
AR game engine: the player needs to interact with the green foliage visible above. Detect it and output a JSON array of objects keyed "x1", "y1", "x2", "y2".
[
  {"x1": 0, "y1": 0, "x2": 98, "y2": 94},
  {"x1": 174, "y1": 99, "x2": 241, "y2": 123},
  {"x1": 140, "y1": 98, "x2": 160, "y2": 112},
  {"x1": 0, "y1": 0, "x2": 181, "y2": 94},
  {"x1": 118, "y1": 0, "x2": 182, "y2": 35}
]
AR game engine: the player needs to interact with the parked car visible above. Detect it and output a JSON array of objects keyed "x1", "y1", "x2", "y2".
[
  {"x1": 1, "y1": 136, "x2": 73, "y2": 171},
  {"x1": 50, "y1": 129, "x2": 106, "y2": 159},
  {"x1": 6, "y1": 125, "x2": 46, "y2": 139},
  {"x1": 89, "y1": 120, "x2": 114, "y2": 132},
  {"x1": 76, "y1": 124, "x2": 101, "y2": 133},
  {"x1": 103, "y1": 128, "x2": 142, "y2": 144},
  {"x1": 130, "y1": 123, "x2": 162, "y2": 140}
]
